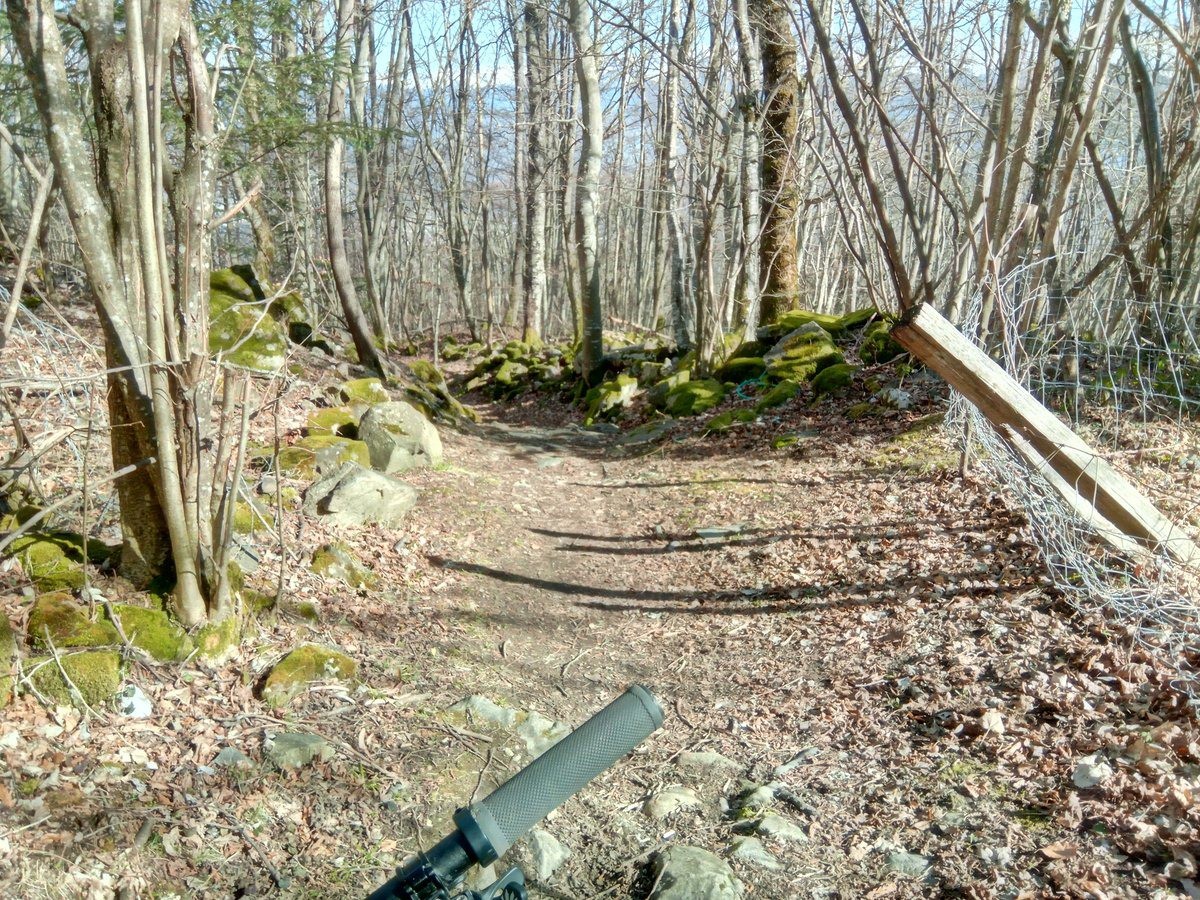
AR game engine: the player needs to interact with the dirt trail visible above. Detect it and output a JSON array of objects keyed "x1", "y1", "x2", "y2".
[{"x1": 391, "y1": 405, "x2": 1078, "y2": 898}]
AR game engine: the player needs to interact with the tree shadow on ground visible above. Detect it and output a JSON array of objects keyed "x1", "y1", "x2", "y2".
[{"x1": 426, "y1": 554, "x2": 1005, "y2": 618}]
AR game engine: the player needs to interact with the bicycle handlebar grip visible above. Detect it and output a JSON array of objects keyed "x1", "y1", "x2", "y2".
[{"x1": 466, "y1": 685, "x2": 663, "y2": 860}]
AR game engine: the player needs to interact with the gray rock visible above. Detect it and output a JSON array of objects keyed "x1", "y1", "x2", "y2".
[
  {"x1": 649, "y1": 846, "x2": 743, "y2": 900},
  {"x1": 117, "y1": 684, "x2": 153, "y2": 719},
  {"x1": 644, "y1": 786, "x2": 702, "y2": 820},
  {"x1": 265, "y1": 733, "x2": 335, "y2": 770},
  {"x1": 359, "y1": 401, "x2": 443, "y2": 474},
  {"x1": 303, "y1": 462, "x2": 418, "y2": 527},
  {"x1": 213, "y1": 747, "x2": 254, "y2": 770},
  {"x1": 773, "y1": 747, "x2": 820, "y2": 776},
  {"x1": 527, "y1": 828, "x2": 571, "y2": 880},
  {"x1": 516, "y1": 712, "x2": 570, "y2": 758},
  {"x1": 450, "y1": 696, "x2": 519, "y2": 730},
  {"x1": 729, "y1": 836, "x2": 782, "y2": 870},
  {"x1": 885, "y1": 850, "x2": 933, "y2": 878},
  {"x1": 756, "y1": 814, "x2": 808, "y2": 844},
  {"x1": 678, "y1": 751, "x2": 740, "y2": 773}
]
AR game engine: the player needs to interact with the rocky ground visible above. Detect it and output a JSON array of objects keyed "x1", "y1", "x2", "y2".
[{"x1": 2, "y1": 308, "x2": 1199, "y2": 898}]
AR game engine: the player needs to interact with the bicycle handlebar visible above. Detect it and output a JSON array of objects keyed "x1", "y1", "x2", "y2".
[{"x1": 368, "y1": 685, "x2": 664, "y2": 900}]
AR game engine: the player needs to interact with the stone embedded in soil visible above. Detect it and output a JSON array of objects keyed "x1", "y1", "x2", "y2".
[
  {"x1": 678, "y1": 750, "x2": 741, "y2": 773},
  {"x1": 728, "y1": 836, "x2": 782, "y2": 870},
  {"x1": 213, "y1": 747, "x2": 254, "y2": 770},
  {"x1": 885, "y1": 850, "x2": 933, "y2": 878},
  {"x1": 261, "y1": 643, "x2": 358, "y2": 707},
  {"x1": 734, "y1": 783, "x2": 776, "y2": 815},
  {"x1": 644, "y1": 786, "x2": 703, "y2": 820},
  {"x1": 265, "y1": 732, "x2": 335, "y2": 770},
  {"x1": 649, "y1": 845, "x2": 743, "y2": 900},
  {"x1": 302, "y1": 462, "x2": 418, "y2": 528},
  {"x1": 450, "y1": 695, "x2": 519, "y2": 729},
  {"x1": 527, "y1": 828, "x2": 571, "y2": 880},
  {"x1": 516, "y1": 711, "x2": 569, "y2": 758},
  {"x1": 116, "y1": 684, "x2": 153, "y2": 718},
  {"x1": 756, "y1": 814, "x2": 808, "y2": 844}
]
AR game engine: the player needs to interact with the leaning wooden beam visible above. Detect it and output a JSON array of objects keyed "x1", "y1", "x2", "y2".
[
  {"x1": 893, "y1": 303, "x2": 1199, "y2": 567},
  {"x1": 1000, "y1": 424, "x2": 1150, "y2": 561}
]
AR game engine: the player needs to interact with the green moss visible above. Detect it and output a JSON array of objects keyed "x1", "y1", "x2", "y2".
[
  {"x1": 311, "y1": 542, "x2": 378, "y2": 589},
  {"x1": 859, "y1": 319, "x2": 906, "y2": 364},
  {"x1": 664, "y1": 379, "x2": 726, "y2": 417},
  {"x1": 11, "y1": 534, "x2": 86, "y2": 592},
  {"x1": 339, "y1": 378, "x2": 389, "y2": 407},
  {"x1": 408, "y1": 359, "x2": 448, "y2": 387},
  {"x1": 108, "y1": 604, "x2": 192, "y2": 662},
  {"x1": 279, "y1": 486, "x2": 301, "y2": 510},
  {"x1": 836, "y1": 307, "x2": 878, "y2": 332},
  {"x1": 294, "y1": 602, "x2": 320, "y2": 622},
  {"x1": 755, "y1": 380, "x2": 802, "y2": 411},
  {"x1": 30, "y1": 651, "x2": 121, "y2": 707},
  {"x1": 846, "y1": 402, "x2": 875, "y2": 420},
  {"x1": 195, "y1": 617, "x2": 240, "y2": 663},
  {"x1": 584, "y1": 374, "x2": 639, "y2": 422},
  {"x1": 765, "y1": 342, "x2": 843, "y2": 383},
  {"x1": 241, "y1": 589, "x2": 276, "y2": 615},
  {"x1": 305, "y1": 407, "x2": 358, "y2": 438},
  {"x1": 714, "y1": 357, "x2": 767, "y2": 382},
  {"x1": 262, "y1": 644, "x2": 358, "y2": 707},
  {"x1": 277, "y1": 436, "x2": 370, "y2": 477},
  {"x1": 647, "y1": 371, "x2": 691, "y2": 409},
  {"x1": 27, "y1": 593, "x2": 119, "y2": 650},
  {"x1": 706, "y1": 409, "x2": 757, "y2": 433},
  {"x1": 811, "y1": 363, "x2": 859, "y2": 395},
  {"x1": 0, "y1": 676, "x2": 13, "y2": 708},
  {"x1": 209, "y1": 268, "x2": 287, "y2": 372},
  {"x1": 0, "y1": 616, "x2": 14, "y2": 708},
  {"x1": 767, "y1": 309, "x2": 844, "y2": 339},
  {"x1": 233, "y1": 500, "x2": 273, "y2": 535}
]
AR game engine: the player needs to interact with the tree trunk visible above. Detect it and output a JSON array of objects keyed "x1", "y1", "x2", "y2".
[
  {"x1": 752, "y1": 0, "x2": 800, "y2": 323},
  {"x1": 324, "y1": 0, "x2": 385, "y2": 376},
  {"x1": 567, "y1": 0, "x2": 604, "y2": 384},
  {"x1": 522, "y1": 0, "x2": 550, "y2": 343}
]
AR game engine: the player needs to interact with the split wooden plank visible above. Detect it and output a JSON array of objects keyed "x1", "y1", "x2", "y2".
[{"x1": 892, "y1": 303, "x2": 1199, "y2": 567}]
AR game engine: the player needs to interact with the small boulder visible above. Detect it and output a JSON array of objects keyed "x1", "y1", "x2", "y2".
[
  {"x1": 108, "y1": 604, "x2": 192, "y2": 661},
  {"x1": 885, "y1": 850, "x2": 933, "y2": 878},
  {"x1": 859, "y1": 319, "x2": 906, "y2": 364},
  {"x1": 649, "y1": 846, "x2": 743, "y2": 900},
  {"x1": 756, "y1": 814, "x2": 808, "y2": 844},
  {"x1": 10, "y1": 534, "x2": 96, "y2": 593},
  {"x1": 811, "y1": 363, "x2": 858, "y2": 395},
  {"x1": 450, "y1": 695, "x2": 519, "y2": 730},
  {"x1": 310, "y1": 542, "x2": 378, "y2": 589},
  {"x1": 644, "y1": 786, "x2": 702, "y2": 820},
  {"x1": 303, "y1": 462, "x2": 418, "y2": 528},
  {"x1": 261, "y1": 643, "x2": 358, "y2": 707},
  {"x1": 304, "y1": 406, "x2": 358, "y2": 438},
  {"x1": 664, "y1": 379, "x2": 725, "y2": 417},
  {"x1": 763, "y1": 323, "x2": 834, "y2": 363},
  {"x1": 30, "y1": 650, "x2": 121, "y2": 707},
  {"x1": 209, "y1": 267, "x2": 287, "y2": 372},
  {"x1": 212, "y1": 747, "x2": 254, "y2": 770},
  {"x1": 647, "y1": 371, "x2": 691, "y2": 409},
  {"x1": 27, "y1": 593, "x2": 118, "y2": 650},
  {"x1": 584, "y1": 374, "x2": 639, "y2": 422},
  {"x1": 713, "y1": 357, "x2": 766, "y2": 383},
  {"x1": 359, "y1": 401, "x2": 443, "y2": 474},
  {"x1": 339, "y1": 377, "x2": 391, "y2": 410},
  {"x1": 754, "y1": 380, "x2": 801, "y2": 412},
  {"x1": 516, "y1": 712, "x2": 570, "y2": 758},
  {"x1": 277, "y1": 436, "x2": 371, "y2": 478},
  {"x1": 728, "y1": 836, "x2": 781, "y2": 870},
  {"x1": 678, "y1": 751, "x2": 741, "y2": 773},
  {"x1": 527, "y1": 828, "x2": 572, "y2": 880}
]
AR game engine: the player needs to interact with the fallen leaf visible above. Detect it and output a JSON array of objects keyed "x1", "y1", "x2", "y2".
[{"x1": 1040, "y1": 840, "x2": 1079, "y2": 860}]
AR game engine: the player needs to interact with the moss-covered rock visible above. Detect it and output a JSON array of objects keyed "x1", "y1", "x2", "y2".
[
  {"x1": 276, "y1": 435, "x2": 371, "y2": 478},
  {"x1": 107, "y1": 604, "x2": 192, "y2": 662},
  {"x1": 402, "y1": 361, "x2": 478, "y2": 425},
  {"x1": 759, "y1": 309, "x2": 843, "y2": 342},
  {"x1": 765, "y1": 343, "x2": 844, "y2": 383},
  {"x1": 715, "y1": 357, "x2": 767, "y2": 383},
  {"x1": 310, "y1": 542, "x2": 378, "y2": 589},
  {"x1": 30, "y1": 651, "x2": 121, "y2": 707},
  {"x1": 195, "y1": 616, "x2": 240, "y2": 663},
  {"x1": 9, "y1": 531, "x2": 110, "y2": 593},
  {"x1": 262, "y1": 643, "x2": 358, "y2": 707},
  {"x1": 27, "y1": 593, "x2": 119, "y2": 650},
  {"x1": 664, "y1": 379, "x2": 726, "y2": 417},
  {"x1": 706, "y1": 409, "x2": 757, "y2": 433},
  {"x1": 846, "y1": 401, "x2": 875, "y2": 420},
  {"x1": 494, "y1": 360, "x2": 529, "y2": 389},
  {"x1": 584, "y1": 374, "x2": 639, "y2": 422},
  {"x1": 209, "y1": 267, "x2": 288, "y2": 372},
  {"x1": 339, "y1": 377, "x2": 390, "y2": 408},
  {"x1": 305, "y1": 407, "x2": 358, "y2": 438},
  {"x1": 755, "y1": 380, "x2": 802, "y2": 411},
  {"x1": 836, "y1": 307, "x2": 878, "y2": 332},
  {"x1": 859, "y1": 319, "x2": 906, "y2": 364},
  {"x1": 233, "y1": 498, "x2": 276, "y2": 535},
  {"x1": 647, "y1": 371, "x2": 691, "y2": 410},
  {"x1": 359, "y1": 401, "x2": 443, "y2": 473},
  {"x1": 811, "y1": 363, "x2": 859, "y2": 395}
]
